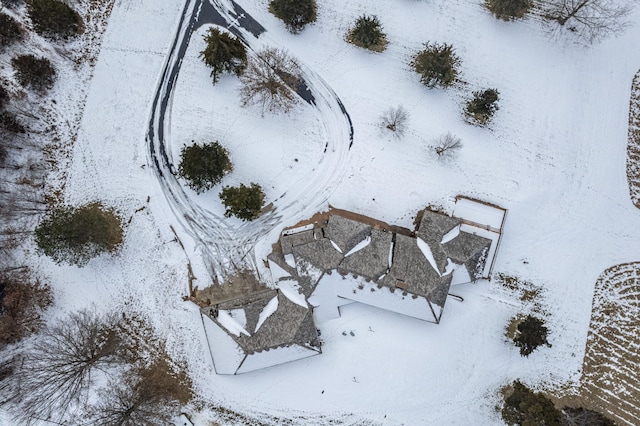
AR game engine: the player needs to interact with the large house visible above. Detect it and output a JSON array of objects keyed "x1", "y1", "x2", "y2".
[{"x1": 200, "y1": 198, "x2": 506, "y2": 374}]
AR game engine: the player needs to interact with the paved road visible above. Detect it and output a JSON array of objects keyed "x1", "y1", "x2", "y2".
[{"x1": 147, "y1": 0, "x2": 353, "y2": 282}]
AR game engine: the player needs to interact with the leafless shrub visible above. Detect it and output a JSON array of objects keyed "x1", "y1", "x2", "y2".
[
  {"x1": 10, "y1": 309, "x2": 125, "y2": 423},
  {"x1": 380, "y1": 105, "x2": 409, "y2": 138},
  {"x1": 90, "y1": 357, "x2": 192, "y2": 426},
  {"x1": 239, "y1": 47, "x2": 302, "y2": 114},
  {"x1": 0, "y1": 268, "x2": 52, "y2": 346},
  {"x1": 432, "y1": 132, "x2": 463, "y2": 161}
]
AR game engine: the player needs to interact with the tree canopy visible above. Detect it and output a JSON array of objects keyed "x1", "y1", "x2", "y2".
[
  {"x1": 219, "y1": 183, "x2": 265, "y2": 221},
  {"x1": 178, "y1": 141, "x2": 233, "y2": 193},
  {"x1": 269, "y1": 0, "x2": 317, "y2": 33},
  {"x1": 485, "y1": 0, "x2": 533, "y2": 21},
  {"x1": 514, "y1": 315, "x2": 550, "y2": 356},
  {"x1": 502, "y1": 381, "x2": 562, "y2": 426},
  {"x1": 34, "y1": 203, "x2": 123, "y2": 266},
  {"x1": 411, "y1": 42, "x2": 461, "y2": 89},
  {"x1": 200, "y1": 28, "x2": 247, "y2": 84},
  {"x1": 347, "y1": 15, "x2": 387, "y2": 52},
  {"x1": 11, "y1": 54, "x2": 56, "y2": 92},
  {"x1": 27, "y1": 0, "x2": 82, "y2": 39}
]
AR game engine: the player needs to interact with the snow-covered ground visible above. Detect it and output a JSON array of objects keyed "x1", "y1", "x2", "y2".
[{"x1": 14, "y1": 0, "x2": 640, "y2": 424}]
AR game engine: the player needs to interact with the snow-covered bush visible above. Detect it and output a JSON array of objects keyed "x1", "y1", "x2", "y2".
[
  {"x1": 269, "y1": 0, "x2": 317, "y2": 33},
  {"x1": 200, "y1": 27, "x2": 247, "y2": 84},
  {"x1": 411, "y1": 42, "x2": 461, "y2": 89},
  {"x1": 347, "y1": 15, "x2": 387, "y2": 52}
]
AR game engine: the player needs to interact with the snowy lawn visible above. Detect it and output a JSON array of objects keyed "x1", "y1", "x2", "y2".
[{"x1": 19, "y1": 0, "x2": 640, "y2": 424}]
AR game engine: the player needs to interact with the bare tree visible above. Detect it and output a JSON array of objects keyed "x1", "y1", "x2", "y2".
[
  {"x1": 541, "y1": 0, "x2": 634, "y2": 42},
  {"x1": 380, "y1": 105, "x2": 409, "y2": 138},
  {"x1": 432, "y1": 132, "x2": 463, "y2": 161},
  {"x1": 10, "y1": 309, "x2": 124, "y2": 423},
  {"x1": 239, "y1": 47, "x2": 302, "y2": 114},
  {"x1": 90, "y1": 358, "x2": 191, "y2": 426}
]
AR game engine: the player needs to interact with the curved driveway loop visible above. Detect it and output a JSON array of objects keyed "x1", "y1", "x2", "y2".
[{"x1": 147, "y1": 0, "x2": 353, "y2": 279}]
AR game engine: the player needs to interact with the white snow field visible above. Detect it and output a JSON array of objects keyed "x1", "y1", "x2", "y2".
[{"x1": 14, "y1": 0, "x2": 640, "y2": 424}]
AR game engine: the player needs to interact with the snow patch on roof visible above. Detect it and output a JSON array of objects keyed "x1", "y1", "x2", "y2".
[
  {"x1": 218, "y1": 310, "x2": 251, "y2": 337},
  {"x1": 416, "y1": 237, "x2": 442, "y2": 277},
  {"x1": 344, "y1": 235, "x2": 371, "y2": 257},
  {"x1": 255, "y1": 296, "x2": 279, "y2": 333},
  {"x1": 440, "y1": 225, "x2": 460, "y2": 244},
  {"x1": 278, "y1": 280, "x2": 308, "y2": 308}
]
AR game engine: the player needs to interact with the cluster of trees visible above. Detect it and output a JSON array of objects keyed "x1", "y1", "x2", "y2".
[
  {"x1": 178, "y1": 141, "x2": 265, "y2": 221},
  {"x1": 502, "y1": 381, "x2": 615, "y2": 426},
  {"x1": 27, "y1": 0, "x2": 83, "y2": 40},
  {"x1": 486, "y1": 0, "x2": 635, "y2": 43},
  {"x1": 1, "y1": 309, "x2": 192, "y2": 424}
]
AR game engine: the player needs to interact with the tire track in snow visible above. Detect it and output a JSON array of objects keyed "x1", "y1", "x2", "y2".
[{"x1": 147, "y1": 0, "x2": 353, "y2": 280}]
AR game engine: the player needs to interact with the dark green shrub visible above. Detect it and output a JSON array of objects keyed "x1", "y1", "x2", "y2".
[
  {"x1": 178, "y1": 141, "x2": 232, "y2": 193},
  {"x1": 27, "y1": 0, "x2": 82, "y2": 39},
  {"x1": 11, "y1": 54, "x2": 56, "y2": 92},
  {"x1": 219, "y1": 183, "x2": 265, "y2": 221},
  {"x1": 269, "y1": 0, "x2": 317, "y2": 33},
  {"x1": 485, "y1": 0, "x2": 532, "y2": 21},
  {"x1": 0, "y1": 84, "x2": 9, "y2": 110},
  {"x1": 34, "y1": 203, "x2": 123, "y2": 266},
  {"x1": 502, "y1": 381, "x2": 562, "y2": 426},
  {"x1": 0, "y1": 12, "x2": 23, "y2": 47},
  {"x1": 0, "y1": 111, "x2": 26, "y2": 133},
  {"x1": 347, "y1": 15, "x2": 387, "y2": 52},
  {"x1": 465, "y1": 88, "x2": 500, "y2": 125},
  {"x1": 513, "y1": 315, "x2": 550, "y2": 356},
  {"x1": 200, "y1": 28, "x2": 247, "y2": 84},
  {"x1": 411, "y1": 42, "x2": 461, "y2": 89}
]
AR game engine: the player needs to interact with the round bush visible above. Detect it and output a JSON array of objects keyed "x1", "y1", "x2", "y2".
[
  {"x1": 513, "y1": 315, "x2": 550, "y2": 356},
  {"x1": 269, "y1": 0, "x2": 317, "y2": 33},
  {"x1": 27, "y1": 0, "x2": 82, "y2": 39},
  {"x1": 178, "y1": 141, "x2": 233, "y2": 193},
  {"x1": 347, "y1": 15, "x2": 387, "y2": 52},
  {"x1": 219, "y1": 183, "x2": 265, "y2": 221},
  {"x1": 411, "y1": 42, "x2": 461, "y2": 89}
]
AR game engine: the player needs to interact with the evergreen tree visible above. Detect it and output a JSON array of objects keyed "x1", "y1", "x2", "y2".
[
  {"x1": 27, "y1": 0, "x2": 82, "y2": 39},
  {"x1": 0, "y1": 12, "x2": 23, "y2": 47},
  {"x1": 465, "y1": 88, "x2": 500, "y2": 125},
  {"x1": 200, "y1": 28, "x2": 247, "y2": 84},
  {"x1": 0, "y1": 84, "x2": 9, "y2": 110},
  {"x1": 269, "y1": 0, "x2": 317, "y2": 33},
  {"x1": 34, "y1": 203, "x2": 123, "y2": 266},
  {"x1": 411, "y1": 42, "x2": 461, "y2": 89},
  {"x1": 502, "y1": 381, "x2": 562, "y2": 426},
  {"x1": 178, "y1": 141, "x2": 233, "y2": 193},
  {"x1": 514, "y1": 315, "x2": 550, "y2": 356},
  {"x1": 11, "y1": 54, "x2": 56, "y2": 92},
  {"x1": 219, "y1": 183, "x2": 265, "y2": 221},
  {"x1": 485, "y1": 0, "x2": 533, "y2": 21},
  {"x1": 347, "y1": 15, "x2": 387, "y2": 52}
]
